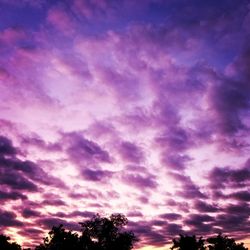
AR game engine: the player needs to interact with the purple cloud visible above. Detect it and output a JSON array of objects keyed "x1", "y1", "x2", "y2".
[
  {"x1": 0, "y1": 190, "x2": 27, "y2": 202},
  {"x1": 0, "y1": 0, "x2": 250, "y2": 249},
  {"x1": 22, "y1": 208, "x2": 41, "y2": 218},
  {"x1": 159, "y1": 213, "x2": 182, "y2": 221},
  {"x1": 81, "y1": 168, "x2": 113, "y2": 182},
  {"x1": 0, "y1": 135, "x2": 16, "y2": 155},
  {"x1": 194, "y1": 200, "x2": 219, "y2": 213},
  {"x1": 0, "y1": 209, "x2": 23, "y2": 227},
  {"x1": 64, "y1": 132, "x2": 111, "y2": 164},
  {"x1": 118, "y1": 141, "x2": 144, "y2": 163},
  {"x1": 122, "y1": 172, "x2": 157, "y2": 189}
]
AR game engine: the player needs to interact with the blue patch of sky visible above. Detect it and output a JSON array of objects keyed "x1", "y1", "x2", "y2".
[{"x1": 0, "y1": 2, "x2": 46, "y2": 31}]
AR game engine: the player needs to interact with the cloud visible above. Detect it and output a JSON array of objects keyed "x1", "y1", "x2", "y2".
[
  {"x1": 0, "y1": 135, "x2": 66, "y2": 207},
  {"x1": 81, "y1": 168, "x2": 113, "y2": 182},
  {"x1": 0, "y1": 209, "x2": 23, "y2": 227},
  {"x1": 0, "y1": 135, "x2": 17, "y2": 155},
  {"x1": 169, "y1": 172, "x2": 206, "y2": 199},
  {"x1": 129, "y1": 220, "x2": 167, "y2": 247},
  {"x1": 159, "y1": 213, "x2": 182, "y2": 221},
  {"x1": 0, "y1": 190, "x2": 27, "y2": 201},
  {"x1": 208, "y1": 78, "x2": 250, "y2": 135},
  {"x1": 0, "y1": 27, "x2": 26, "y2": 45},
  {"x1": 63, "y1": 132, "x2": 112, "y2": 165},
  {"x1": 161, "y1": 154, "x2": 191, "y2": 170},
  {"x1": 0, "y1": 0, "x2": 250, "y2": 248},
  {"x1": 122, "y1": 173, "x2": 157, "y2": 189},
  {"x1": 22, "y1": 208, "x2": 41, "y2": 218},
  {"x1": 229, "y1": 191, "x2": 250, "y2": 202},
  {"x1": 208, "y1": 161, "x2": 250, "y2": 191},
  {"x1": 0, "y1": 168, "x2": 38, "y2": 191},
  {"x1": 21, "y1": 135, "x2": 62, "y2": 152},
  {"x1": 213, "y1": 203, "x2": 250, "y2": 233},
  {"x1": 194, "y1": 200, "x2": 219, "y2": 213},
  {"x1": 46, "y1": 6, "x2": 76, "y2": 34},
  {"x1": 36, "y1": 217, "x2": 80, "y2": 231},
  {"x1": 118, "y1": 141, "x2": 145, "y2": 163}
]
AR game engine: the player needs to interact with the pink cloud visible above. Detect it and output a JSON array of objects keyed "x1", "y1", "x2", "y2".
[{"x1": 47, "y1": 7, "x2": 76, "y2": 34}]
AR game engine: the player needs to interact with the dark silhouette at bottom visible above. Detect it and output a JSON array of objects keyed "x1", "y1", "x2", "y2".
[
  {"x1": 171, "y1": 234, "x2": 248, "y2": 250},
  {"x1": 35, "y1": 214, "x2": 137, "y2": 250},
  {"x1": 0, "y1": 214, "x2": 248, "y2": 250}
]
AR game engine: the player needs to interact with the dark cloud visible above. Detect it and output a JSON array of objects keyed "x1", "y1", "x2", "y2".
[
  {"x1": 164, "y1": 223, "x2": 183, "y2": 237},
  {"x1": 194, "y1": 200, "x2": 219, "y2": 213},
  {"x1": 22, "y1": 208, "x2": 41, "y2": 218},
  {"x1": 129, "y1": 218, "x2": 184, "y2": 247},
  {"x1": 224, "y1": 202, "x2": 250, "y2": 216},
  {"x1": 0, "y1": 209, "x2": 23, "y2": 227},
  {"x1": 129, "y1": 221, "x2": 167, "y2": 247},
  {"x1": 229, "y1": 191, "x2": 250, "y2": 201},
  {"x1": 0, "y1": 190, "x2": 27, "y2": 201},
  {"x1": 209, "y1": 162, "x2": 250, "y2": 190},
  {"x1": 122, "y1": 173, "x2": 157, "y2": 189},
  {"x1": 159, "y1": 213, "x2": 182, "y2": 221},
  {"x1": 158, "y1": 127, "x2": 190, "y2": 151},
  {"x1": 209, "y1": 78, "x2": 250, "y2": 135},
  {"x1": 37, "y1": 217, "x2": 80, "y2": 231},
  {"x1": 51, "y1": 210, "x2": 95, "y2": 221},
  {"x1": 185, "y1": 214, "x2": 214, "y2": 224},
  {"x1": 42, "y1": 199, "x2": 66, "y2": 207},
  {"x1": 0, "y1": 169, "x2": 38, "y2": 191},
  {"x1": 162, "y1": 154, "x2": 191, "y2": 170},
  {"x1": 69, "y1": 210, "x2": 95, "y2": 219},
  {"x1": 21, "y1": 135, "x2": 61, "y2": 152},
  {"x1": 81, "y1": 168, "x2": 113, "y2": 182},
  {"x1": 0, "y1": 135, "x2": 16, "y2": 155},
  {"x1": 18, "y1": 227, "x2": 44, "y2": 247},
  {"x1": 0, "y1": 135, "x2": 66, "y2": 194},
  {"x1": 119, "y1": 141, "x2": 144, "y2": 163},
  {"x1": 63, "y1": 132, "x2": 111, "y2": 164},
  {"x1": 169, "y1": 172, "x2": 206, "y2": 199}
]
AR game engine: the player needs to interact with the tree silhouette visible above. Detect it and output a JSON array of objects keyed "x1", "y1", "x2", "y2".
[
  {"x1": 35, "y1": 224, "x2": 80, "y2": 250},
  {"x1": 171, "y1": 234, "x2": 206, "y2": 250},
  {"x1": 79, "y1": 213, "x2": 137, "y2": 250},
  {"x1": 1, "y1": 218, "x2": 249, "y2": 250},
  {"x1": 207, "y1": 234, "x2": 248, "y2": 250},
  {"x1": 35, "y1": 213, "x2": 137, "y2": 250},
  {"x1": 0, "y1": 234, "x2": 21, "y2": 250}
]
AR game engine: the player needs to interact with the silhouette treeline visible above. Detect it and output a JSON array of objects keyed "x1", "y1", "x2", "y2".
[
  {"x1": 171, "y1": 234, "x2": 248, "y2": 250},
  {"x1": 0, "y1": 214, "x2": 136, "y2": 250},
  {"x1": 0, "y1": 214, "x2": 248, "y2": 250}
]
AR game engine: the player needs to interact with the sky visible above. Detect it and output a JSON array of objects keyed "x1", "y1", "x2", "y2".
[{"x1": 0, "y1": 0, "x2": 250, "y2": 249}]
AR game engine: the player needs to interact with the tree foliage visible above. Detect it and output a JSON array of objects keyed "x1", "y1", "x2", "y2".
[
  {"x1": 171, "y1": 234, "x2": 206, "y2": 250},
  {"x1": 207, "y1": 234, "x2": 248, "y2": 250},
  {"x1": 0, "y1": 234, "x2": 21, "y2": 250},
  {"x1": 35, "y1": 213, "x2": 137, "y2": 250},
  {"x1": 0, "y1": 217, "x2": 249, "y2": 250},
  {"x1": 35, "y1": 224, "x2": 80, "y2": 250},
  {"x1": 171, "y1": 234, "x2": 248, "y2": 250}
]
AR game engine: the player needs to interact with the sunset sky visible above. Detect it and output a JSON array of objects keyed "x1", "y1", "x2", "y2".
[{"x1": 0, "y1": 0, "x2": 250, "y2": 249}]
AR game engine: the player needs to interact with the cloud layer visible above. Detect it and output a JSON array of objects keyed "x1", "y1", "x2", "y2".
[{"x1": 0, "y1": 0, "x2": 250, "y2": 249}]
